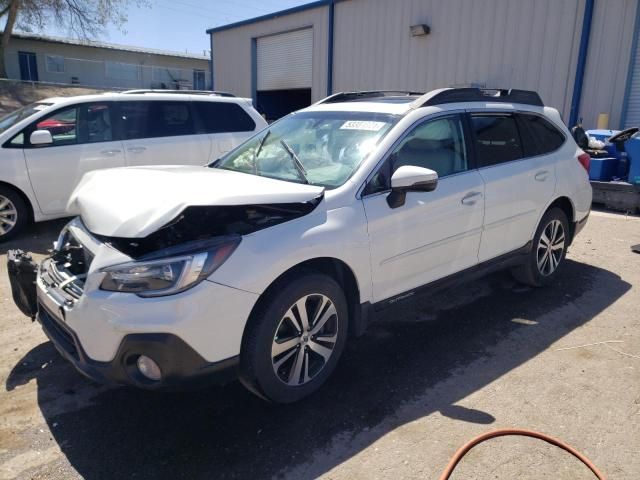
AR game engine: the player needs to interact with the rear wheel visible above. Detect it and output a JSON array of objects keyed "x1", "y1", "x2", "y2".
[
  {"x1": 0, "y1": 186, "x2": 29, "y2": 242},
  {"x1": 512, "y1": 208, "x2": 569, "y2": 287},
  {"x1": 240, "y1": 273, "x2": 348, "y2": 403}
]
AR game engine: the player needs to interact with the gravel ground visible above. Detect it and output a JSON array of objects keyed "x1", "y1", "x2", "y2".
[{"x1": 0, "y1": 210, "x2": 638, "y2": 480}]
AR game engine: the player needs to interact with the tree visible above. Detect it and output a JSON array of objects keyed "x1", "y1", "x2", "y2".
[{"x1": 0, "y1": 0, "x2": 144, "y2": 78}]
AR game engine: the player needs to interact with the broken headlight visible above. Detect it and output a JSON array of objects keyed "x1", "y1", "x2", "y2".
[{"x1": 100, "y1": 236, "x2": 240, "y2": 297}]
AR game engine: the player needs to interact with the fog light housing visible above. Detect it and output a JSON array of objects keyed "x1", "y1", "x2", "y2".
[{"x1": 136, "y1": 355, "x2": 162, "y2": 381}]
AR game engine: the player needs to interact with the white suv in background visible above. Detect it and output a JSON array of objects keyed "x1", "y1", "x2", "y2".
[
  {"x1": 13, "y1": 88, "x2": 591, "y2": 403},
  {"x1": 0, "y1": 91, "x2": 266, "y2": 240}
]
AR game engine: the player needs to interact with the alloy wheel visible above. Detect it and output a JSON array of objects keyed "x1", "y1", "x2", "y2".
[
  {"x1": 0, "y1": 195, "x2": 18, "y2": 236},
  {"x1": 271, "y1": 294, "x2": 339, "y2": 386},
  {"x1": 537, "y1": 219, "x2": 565, "y2": 276}
]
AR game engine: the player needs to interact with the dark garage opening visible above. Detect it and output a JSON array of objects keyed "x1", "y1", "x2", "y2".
[{"x1": 256, "y1": 89, "x2": 311, "y2": 122}]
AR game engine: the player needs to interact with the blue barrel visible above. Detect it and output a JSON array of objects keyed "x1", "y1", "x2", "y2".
[
  {"x1": 589, "y1": 157, "x2": 618, "y2": 181},
  {"x1": 624, "y1": 137, "x2": 640, "y2": 185}
]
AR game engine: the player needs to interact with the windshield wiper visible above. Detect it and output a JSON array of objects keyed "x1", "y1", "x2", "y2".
[
  {"x1": 253, "y1": 130, "x2": 270, "y2": 174},
  {"x1": 280, "y1": 139, "x2": 309, "y2": 184}
]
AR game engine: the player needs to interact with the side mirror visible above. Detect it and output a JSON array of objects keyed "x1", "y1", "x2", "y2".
[
  {"x1": 30, "y1": 130, "x2": 53, "y2": 146},
  {"x1": 387, "y1": 165, "x2": 438, "y2": 208}
]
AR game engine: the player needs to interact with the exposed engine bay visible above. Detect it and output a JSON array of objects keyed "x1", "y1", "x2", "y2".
[{"x1": 93, "y1": 199, "x2": 322, "y2": 258}]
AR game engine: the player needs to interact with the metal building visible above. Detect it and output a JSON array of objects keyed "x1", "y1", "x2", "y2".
[{"x1": 208, "y1": 0, "x2": 640, "y2": 129}]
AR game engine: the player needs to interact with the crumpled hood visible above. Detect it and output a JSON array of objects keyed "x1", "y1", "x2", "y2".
[{"x1": 68, "y1": 165, "x2": 325, "y2": 238}]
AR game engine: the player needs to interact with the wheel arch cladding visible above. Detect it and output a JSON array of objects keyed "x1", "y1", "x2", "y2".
[
  {"x1": 0, "y1": 181, "x2": 34, "y2": 221},
  {"x1": 242, "y1": 257, "x2": 364, "y2": 345},
  {"x1": 547, "y1": 196, "x2": 576, "y2": 243}
]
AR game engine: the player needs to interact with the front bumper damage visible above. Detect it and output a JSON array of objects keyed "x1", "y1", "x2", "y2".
[
  {"x1": 37, "y1": 301, "x2": 239, "y2": 389},
  {"x1": 7, "y1": 219, "x2": 257, "y2": 389}
]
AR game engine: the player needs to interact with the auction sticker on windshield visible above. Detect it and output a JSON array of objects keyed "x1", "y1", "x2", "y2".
[{"x1": 340, "y1": 120, "x2": 386, "y2": 131}]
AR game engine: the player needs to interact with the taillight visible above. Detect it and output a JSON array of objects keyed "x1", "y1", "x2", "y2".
[{"x1": 577, "y1": 152, "x2": 591, "y2": 172}]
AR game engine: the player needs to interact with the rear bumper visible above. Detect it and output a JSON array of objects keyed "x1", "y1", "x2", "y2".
[{"x1": 38, "y1": 302, "x2": 239, "y2": 389}]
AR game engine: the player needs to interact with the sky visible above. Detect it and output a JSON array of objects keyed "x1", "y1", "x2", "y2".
[{"x1": 31, "y1": 0, "x2": 311, "y2": 57}]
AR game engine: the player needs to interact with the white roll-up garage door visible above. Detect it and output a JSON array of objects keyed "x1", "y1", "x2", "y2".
[
  {"x1": 624, "y1": 28, "x2": 640, "y2": 127},
  {"x1": 257, "y1": 28, "x2": 313, "y2": 91}
]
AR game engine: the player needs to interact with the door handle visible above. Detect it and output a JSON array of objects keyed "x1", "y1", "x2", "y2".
[
  {"x1": 100, "y1": 149, "x2": 122, "y2": 156},
  {"x1": 127, "y1": 146, "x2": 147, "y2": 154},
  {"x1": 535, "y1": 170, "x2": 549, "y2": 182},
  {"x1": 461, "y1": 191, "x2": 483, "y2": 206}
]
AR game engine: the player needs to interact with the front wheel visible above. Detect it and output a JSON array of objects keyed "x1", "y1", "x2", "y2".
[
  {"x1": 512, "y1": 208, "x2": 570, "y2": 287},
  {"x1": 240, "y1": 273, "x2": 348, "y2": 403}
]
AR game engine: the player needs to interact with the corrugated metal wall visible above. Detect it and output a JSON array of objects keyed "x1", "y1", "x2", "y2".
[
  {"x1": 211, "y1": 6, "x2": 328, "y2": 102},
  {"x1": 211, "y1": 0, "x2": 638, "y2": 128},
  {"x1": 333, "y1": 0, "x2": 585, "y2": 117},
  {"x1": 580, "y1": 0, "x2": 638, "y2": 128},
  {"x1": 623, "y1": 21, "x2": 640, "y2": 127},
  {"x1": 333, "y1": 0, "x2": 638, "y2": 128}
]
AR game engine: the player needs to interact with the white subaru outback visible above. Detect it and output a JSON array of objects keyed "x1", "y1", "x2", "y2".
[{"x1": 10, "y1": 88, "x2": 591, "y2": 403}]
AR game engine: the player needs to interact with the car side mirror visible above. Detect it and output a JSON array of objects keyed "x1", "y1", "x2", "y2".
[
  {"x1": 30, "y1": 130, "x2": 53, "y2": 146},
  {"x1": 387, "y1": 165, "x2": 438, "y2": 208}
]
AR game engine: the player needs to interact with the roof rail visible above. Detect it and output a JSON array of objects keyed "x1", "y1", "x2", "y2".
[
  {"x1": 411, "y1": 88, "x2": 544, "y2": 108},
  {"x1": 121, "y1": 89, "x2": 236, "y2": 97},
  {"x1": 316, "y1": 90, "x2": 424, "y2": 105}
]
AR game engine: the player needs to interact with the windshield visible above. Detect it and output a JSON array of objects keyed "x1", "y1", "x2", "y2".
[
  {"x1": 0, "y1": 102, "x2": 52, "y2": 134},
  {"x1": 213, "y1": 111, "x2": 398, "y2": 188}
]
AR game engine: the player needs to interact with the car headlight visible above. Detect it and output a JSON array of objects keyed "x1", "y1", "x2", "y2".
[{"x1": 100, "y1": 236, "x2": 240, "y2": 297}]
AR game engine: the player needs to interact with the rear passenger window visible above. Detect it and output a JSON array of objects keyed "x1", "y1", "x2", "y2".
[
  {"x1": 120, "y1": 101, "x2": 195, "y2": 139},
  {"x1": 470, "y1": 115, "x2": 523, "y2": 167},
  {"x1": 193, "y1": 101, "x2": 256, "y2": 133},
  {"x1": 120, "y1": 102, "x2": 150, "y2": 140},
  {"x1": 518, "y1": 113, "x2": 565, "y2": 155}
]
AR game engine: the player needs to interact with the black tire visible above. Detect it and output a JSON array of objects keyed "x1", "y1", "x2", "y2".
[
  {"x1": 240, "y1": 272, "x2": 349, "y2": 403},
  {"x1": 511, "y1": 208, "x2": 570, "y2": 287},
  {"x1": 0, "y1": 186, "x2": 29, "y2": 242}
]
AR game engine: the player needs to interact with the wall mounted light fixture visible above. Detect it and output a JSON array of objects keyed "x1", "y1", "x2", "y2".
[{"x1": 410, "y1": 24, "x2": 431, "y2": 36}]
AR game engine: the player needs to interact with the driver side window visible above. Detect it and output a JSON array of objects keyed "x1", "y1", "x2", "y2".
[{"x1": 364, "y1": 115, "x2": 468, "y2": 195}]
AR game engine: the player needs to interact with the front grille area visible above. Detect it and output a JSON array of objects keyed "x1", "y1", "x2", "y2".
[
  {"x1": 40, "y1": 229, "x2": 93, "y2": 304},
  {"x1": 38, "y1": 304, "x2": 79, "y2": 361}
]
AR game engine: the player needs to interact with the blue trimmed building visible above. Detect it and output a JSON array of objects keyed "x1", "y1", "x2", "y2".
[{"x1": 208, "y1": 0, "x2": 640, "y2": 128}]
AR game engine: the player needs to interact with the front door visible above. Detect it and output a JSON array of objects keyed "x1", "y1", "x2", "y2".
[
  {"x1": 118, "y1": 100, "x2": 212, "y2": 166},
  {"x1": 23, "y1": 102, "x2": 125, "y2": 214},
  {"x1": 362, "y1": 114, "x2": 485, "y2": 303},
  {"x1": 18, "y1": 52, "x2": 38, "y2": 81}
]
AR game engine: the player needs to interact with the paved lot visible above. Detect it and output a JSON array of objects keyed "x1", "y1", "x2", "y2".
[{"x1": 0, "y1": 210, "x2": 638, "y2": 480}]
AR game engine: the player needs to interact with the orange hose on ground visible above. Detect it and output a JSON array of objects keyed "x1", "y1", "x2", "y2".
[{"x1": 438, "y1": 428, "x2": 606, "y2": 480}]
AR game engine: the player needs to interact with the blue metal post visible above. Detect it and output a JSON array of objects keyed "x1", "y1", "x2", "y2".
[
  {"x1": 251, "y1": 38, "x2": 258, "y2": 108},
  {"x1": 209, "y1": 34, "x2": 215, "y2": 91},
  {"x1": 569, "y1": 0, "x2": 595, "y2": 127},
  {"x1": 327, "y1": 0, "x2": 335, "y2": 95}
]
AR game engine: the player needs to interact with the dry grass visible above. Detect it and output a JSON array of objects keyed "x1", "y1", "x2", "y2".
[{"x1": 0, "y1": 79, "x2": 110, "y2": 116}]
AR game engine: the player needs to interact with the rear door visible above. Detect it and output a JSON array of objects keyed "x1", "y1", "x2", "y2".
[
  {"x1": 23, "y1": 102, "x2": 125, "y2": 214},
  {"x1": 470, "y1": 112, "x2": 557, "y2": 262},
  {"x1": 192, "y1": 100, "x2": 258, "y2": 160},
  {"x1": 362, "y1": 113, "x2": 485, "y2": 303},
  {"x1": 118, "y1": 100, "x2": 212, "y2": 166}
]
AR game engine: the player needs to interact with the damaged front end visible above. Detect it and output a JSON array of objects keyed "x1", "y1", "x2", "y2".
[{"x1": 94, "y1": 198, "x2": 323, "y2": 258}]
